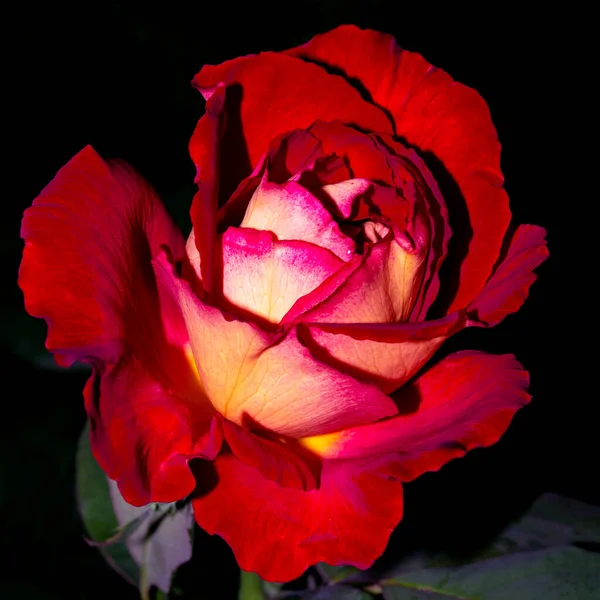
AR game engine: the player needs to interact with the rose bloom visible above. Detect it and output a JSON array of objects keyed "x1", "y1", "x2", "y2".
[{"x1": 19, "y1": 26, "x2": 548, "y2": 582}]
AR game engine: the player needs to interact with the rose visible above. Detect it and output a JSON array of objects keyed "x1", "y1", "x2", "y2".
[{"x1": 19, "y1": 25, "x2": 548, "y2": 582}]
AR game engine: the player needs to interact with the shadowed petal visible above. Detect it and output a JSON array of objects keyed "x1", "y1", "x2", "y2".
[{"x1": 192, "y1": 51, "x2": 393, "y2": 187}]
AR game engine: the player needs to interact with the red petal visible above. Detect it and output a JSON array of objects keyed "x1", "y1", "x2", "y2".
[
  {"x1": 192, "y1": 452, "x2": 404, "y2": 582},
  {"x1": 308, "y1": 120, "x2": 396, "y2": 186},
  {"x1": 468, "y1": 225, "x2": 549, "y2": 327},
  {"x1": 19, "y1": 146, "x2": 215, "y2": 505},
  {"x1": 287, "y1": 25, "x2": 512, "y2": 312},
  {"x1": 86, "y1": 362, "x2": 222, "y2": 506},
  {"x1": 189, "y1": 83, "x2": 226, "y2": 300},
  {"x1": 220, "y1": 418, "x2": 318, "y2": 491},
  {"x1": 19, "y1": 147, "x2": 186, "y2": 367},
  {"x1": 315, "y1": 351, "x2": 530, "y2": 481},
  {"x1": 191, "y1": 51, "x2": 393, "y2": 197}
]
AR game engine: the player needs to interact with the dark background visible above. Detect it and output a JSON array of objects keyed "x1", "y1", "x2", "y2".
[{"x1": 1, "y1": 2, "x2": 588, "y2": 598}]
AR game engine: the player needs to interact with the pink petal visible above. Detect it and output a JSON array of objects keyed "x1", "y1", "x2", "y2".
[
  {"x1": 222, "y1": 227, "x2": 346, "y2": 324},
  {"x1": 303, "y1": 241, "x2": 427, "y2": 324},
  {"x1": 304, "y1": 122, "x2": 451, "y2": 321},
  {"x1": 155, "y1": 254, "x2": 398, "y2": 438},
  {"x1": 320, "y1": 178, "x2": 372, "y2": 219},
  {"x1": 241, "y1": 176, "x2": 355, "y2": 261},
  {"x1": 468, "y1": 225, "x2": 549, "y2": 327},
  {"x1": 300, "y1": 312, "x2": 466, "y2": 394},
  {"x1": 191, "y1": 452, "x2": 404, "y2": 582},
  {"x1": 312, "y1": 351, "x2": 530, "y2": 481}
]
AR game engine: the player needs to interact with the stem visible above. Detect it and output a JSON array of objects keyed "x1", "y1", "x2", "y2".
[{"x1": 238, "y1": 570, "x2": 266, "y2": 600}]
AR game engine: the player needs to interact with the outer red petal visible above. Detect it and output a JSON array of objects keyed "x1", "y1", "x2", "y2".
[
  {"x1": 191, "y1": 452, "x2": 404, "y2": 582},
  {"x1": 316, "y1": 351, "x2": 530, "y2": 481},
  {"x1": 20, "y1": 147, "x2": 184, "y2": 366},
  {"x1": 468, "y1": 225, "x2": 549, "y2": 327},
  {"x1": 191, "y1": 51, "x2": 393, "y2": 195},
  {"x1": 287, "y1": 25, "x2": 512, "y2": 313},
  {"x1": 19, "y1": 146, "x2": 215, "y2": 505}
]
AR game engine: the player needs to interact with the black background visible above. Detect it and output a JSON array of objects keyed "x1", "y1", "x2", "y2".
[{"x1": 1, "y1": 2, "x2": 589, "y2": 598}]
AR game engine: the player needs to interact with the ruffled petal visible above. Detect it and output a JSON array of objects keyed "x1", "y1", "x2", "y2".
[
  {"x1": 468, "y1": 225, "x2": 549, "y2": 327},
  {"x1": 287, "y1": 25, "x2": 512, "y2": 313},
  {"x1": 19, "y1": 146, "x2": 214, "y2": 505},
  {"x1": 191, "y1": 452, "x2": 404, "y2": 582},
  {"x1": 303, "y1": 122, "x2": 451, "y2": 320},
  {"x1": 19, "y1": 146, "x2": 185, "y2": 366},
  {"x1": 155, "y1": 254, "x2": 398, "y2": 438},
  {"x1": 374, "y1": 134, "x2": 451, "y2": 321},
  {"x1": 305, "y1": 351, "x2": 530, "y2": 482}
]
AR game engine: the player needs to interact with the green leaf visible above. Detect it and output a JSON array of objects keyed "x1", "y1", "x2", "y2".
[
  {"x1": 380, "y1": 493, "x2": 600, "y2": 600},
  {"x1": 75, "y1": 421, "x2": 140, "y2": 586},
  {"x1": 317, "y1": 563, "x2": 363, "y2": 584},
  {"x1": 381, "y1": 546, "x2": 600, "y2": 600}
]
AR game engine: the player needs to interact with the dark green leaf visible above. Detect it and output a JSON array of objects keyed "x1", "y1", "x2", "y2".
[
  {"x1": 317, "y1": 563, "x2": 363, "y2": 584},
  {"x1": 382, "y1": 546, "x2": 599, "y2": 600},
  {"x1": 383, "y1": 493, "x2": 600, "y2": 577},
  {"x1": 380, "y1": 493, "x2": 600, "y2": 599},
  {"x1": 304, "y1": 585, "x2": 372, "y2": 599}
]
